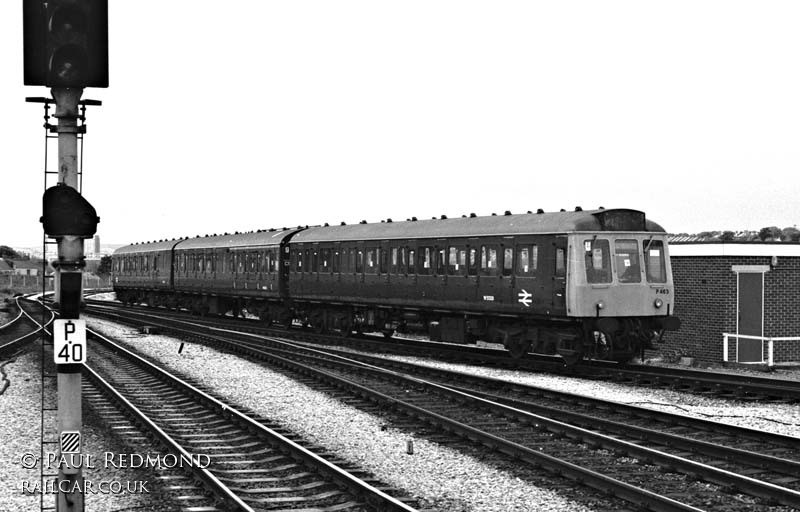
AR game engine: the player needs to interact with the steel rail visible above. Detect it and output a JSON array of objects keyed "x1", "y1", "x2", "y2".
[
  {"x1": 80, "y1": 309, "x2": 704, "y2": 510},
  {"x1": 223, "y1": 338, "x2": 706, "y2": 512},
  {"x1": 82, "y1": 362, "x2": 256, "y2": 511},
  {"x1": 282, "y1": 342, "x2": 800, "y2": 450},
  {"x1": 0, "y1": 302, "x2": 24, "y2": 330},
  {"x1": 85, "y1": 300, "x2": 800, "y2": 402},
  {"x1": 0, "y1": 297, "x2": 54, "y2": 354},
  {"x1": 251, "y1": 343, "x2": 800, "y2": 508},
  {"x1": 87, "y1": 327, "x2": 419, "y2": 512}
]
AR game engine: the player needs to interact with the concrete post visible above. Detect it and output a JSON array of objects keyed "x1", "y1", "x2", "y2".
[{"x1": 51, "y1": 86, "x2": 85, "y2": 512}]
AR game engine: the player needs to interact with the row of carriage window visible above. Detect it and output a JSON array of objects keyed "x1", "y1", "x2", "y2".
[
  {"x1": 292, "y1": 245, "x2": 544, "y2": 277},
  {"x1": 115, "y1": 239, "x2": 666, "y2": 283}
]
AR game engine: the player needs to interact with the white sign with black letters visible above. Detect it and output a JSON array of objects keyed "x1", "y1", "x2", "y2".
[{"x1": 53, "y1": 319, "x2": 87, "y2": 364}]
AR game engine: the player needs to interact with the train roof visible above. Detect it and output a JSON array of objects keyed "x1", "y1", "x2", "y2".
[
  {"x1": 175, "y1": 229, "x2": 299, "y2": 250},
  {"x1": 114, "y1": 239, "x2": 180, "y2": 255},
  {"x1": 291, "y1": 209, "x2": 665, "y2": 243}
]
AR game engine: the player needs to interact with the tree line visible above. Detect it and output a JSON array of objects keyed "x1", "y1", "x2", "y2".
[{"x1": 671, "y1": 226, "x2": 800, "y2": 242}]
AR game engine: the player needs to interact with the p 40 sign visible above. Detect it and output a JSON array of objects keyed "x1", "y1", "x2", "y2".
[{"x1": 53, "y1": 319, "x2": 87, "y2": 364}]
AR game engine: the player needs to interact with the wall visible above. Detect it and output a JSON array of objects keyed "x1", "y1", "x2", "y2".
[{"x1": 661, "y1": 247, "x2": 800, "y2": 363}]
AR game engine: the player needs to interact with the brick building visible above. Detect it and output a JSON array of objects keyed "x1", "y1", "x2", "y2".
[{"x1": 663, "y1": 243, "x2": 800, "y2": 364}]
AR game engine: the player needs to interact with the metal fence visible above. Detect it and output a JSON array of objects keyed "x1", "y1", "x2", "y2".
[
  {"x1": 722, "y1": 333, "x2": 800, "y2": 366},
  {"x1": 0, "y1": 273, "x2": 109, "y2": 292}
]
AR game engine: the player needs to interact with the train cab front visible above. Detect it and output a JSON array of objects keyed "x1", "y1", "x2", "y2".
[{"x1": 567, "y1": 233, "x2": 681, "y2": 362}]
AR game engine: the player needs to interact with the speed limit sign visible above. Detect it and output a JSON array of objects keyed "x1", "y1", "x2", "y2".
[{"x1": 53, "y1": 319, "x2": 87, "y2": 364}]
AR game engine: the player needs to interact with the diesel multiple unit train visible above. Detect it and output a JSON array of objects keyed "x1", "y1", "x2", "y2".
[{"x1": 112, "y1": 208, "x2": 680, "y2": 363}]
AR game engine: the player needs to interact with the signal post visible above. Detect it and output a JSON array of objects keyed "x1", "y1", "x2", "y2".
[{"x1": 23, "y1": 1, "x2": 108, "y2": 511}]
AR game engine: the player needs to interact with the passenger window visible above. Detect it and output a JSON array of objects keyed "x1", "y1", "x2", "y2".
[
  {"x1": 408, "y1": 249, "x2": 416, "y2": 274},
  {"x1": 583, "y1": 239, "x2": 611, "y2": 283},
  {"x1": 468, "y1": 248, "x2": 478, "y2": 276},
  {"x1": 321, "y1": 248, "x2": 331, "y2": 272},
  {"x1": 295, "y1": 251, "x2": 302, "y2": 272},
  {"x1": 348, "y1": 248, "x2": 356, "y2": 273},
  {"x1": 380, "y1": 248, "x2": 388, "y2": 274},
  {"x1": 391, "y1": 248, "x2": 398, "y2": 273},
  {"x1": 644, "y1": 240, "x2": 666, "y2": 283},
  {"x1": 332, "y1": 250, "x2": 340, "y2": 273},
  {"x1": 555, "y1": 248, "x2": 565, "y2": 277},
  {"x1": 517, "y1": 247, "x2": 530, "y2": 276},
  {"x1": 503, "y1": 248, "x2": 513, "y2": 276},
  {"x1": 615, "y1": 239, "x2": 641, "y2": 283},
  {"x1": 480, "y1": 246, "x2": 498, "y2": 276},
  {"x1": 418, "y1": 247, "x2": 433, "y2": 275},
  {"x1": 365, "y1": 248, "x2": 378, "y2": 274},
  {"x1": 448, "y1": 247, "x2": 466, "y2": 276},
  {"x1": 436, "y1": 248, "x2": 446, "y2": 275},
  {"x1": 356, "y1": 250, "x2": 364, "y2": 273}
]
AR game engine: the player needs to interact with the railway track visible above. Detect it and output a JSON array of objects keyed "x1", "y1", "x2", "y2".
[
  {"x1": 84, "y1": 305, "x2": 800, "y2": 511},
  {"x1": 85, "y1": 327, "x2": 421, "y2": 512},
  {"x1": 0, "y1": 297, "x2": 53, "y2": 356},
  {"x1": 85, "y1": 299, "x2": 800, "y2": 403}
]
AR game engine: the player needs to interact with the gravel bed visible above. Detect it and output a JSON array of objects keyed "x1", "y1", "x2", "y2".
[
  {"x1": 87, "y1": 317, "x2": 599, "y2": 512},
  {"x1": 0, "y1": 351, "x2": 41, "y2": 512},
  {"x1": 352, "y1": 351, "x2": 800, "y2": 438},
  {"x1": 0, "y1": 347, "x2": 188, "y2": 512}
]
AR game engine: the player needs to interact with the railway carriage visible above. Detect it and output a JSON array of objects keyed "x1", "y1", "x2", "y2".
[
  {"x1": 170, "y1": 229, "x2": 299, "y2": 319},
  {"x1": 285, "y1": 208, "x2": 679, "y2": 362},
  {"x1": 113, "y1": 239, "x2": 179, "y2": 305},
  {"x1": 112, "y1": 208, "x2": 680, "y2": 363},
  {"x1": 114, "y1": 229, "x2": 301, "y2": 318}
]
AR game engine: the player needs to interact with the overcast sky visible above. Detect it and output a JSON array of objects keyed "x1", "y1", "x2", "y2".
[{"x1": 2, "y1": 1, "x2": 799, "y2": 249}]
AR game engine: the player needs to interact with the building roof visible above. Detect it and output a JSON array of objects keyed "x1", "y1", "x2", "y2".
[
  {"x1": 0, "y1": 260, "x2": 12, "y2": 272},
  {"x1": 669, "y1": 242, "x2": 800, "y2": 257}
]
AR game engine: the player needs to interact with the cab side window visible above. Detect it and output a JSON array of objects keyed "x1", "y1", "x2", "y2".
[
  {"x1": 644, "y1": 240, "x2": 666, "y2": 283},
  {"x1": 583, "y1": 239, "x2": 611, "y2": 283}
]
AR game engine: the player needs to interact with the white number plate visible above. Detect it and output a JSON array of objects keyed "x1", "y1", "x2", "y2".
[{"x1": 53, "y1": 319, "x2": 87, "y2": 364}]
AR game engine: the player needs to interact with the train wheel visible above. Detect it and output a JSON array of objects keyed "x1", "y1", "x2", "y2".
[
  {"x1": 381, "y1": 328, "x2": 394, "y2": 339},
  {"x1": 556, "y1": 331, "x2": 585, "y2": 365},
  {"x1": 279, "y1": 310, "x2": 293, "y2": 330},
  {"x1": 558, "y1": 350, "x2": 583, "y2": 366},
  {"x1": 338, "y1": 317, "x2": 352, "y2": 337},
  {"x1": 506, "y1": 338, "x2": 532, "y2": 359}
]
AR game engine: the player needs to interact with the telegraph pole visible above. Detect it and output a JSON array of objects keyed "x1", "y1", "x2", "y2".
[{"x1": 23, "y1": 2, "x2": 108, "y2": 511}]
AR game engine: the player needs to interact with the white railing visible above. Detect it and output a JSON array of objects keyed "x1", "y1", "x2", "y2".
[{"x1": 722, "y1": 333, "x2": 800, "y2": 366}]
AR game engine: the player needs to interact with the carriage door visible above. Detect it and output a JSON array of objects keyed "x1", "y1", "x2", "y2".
[
  {"x1": 551, "y1": 238, "x2": 568, "y2": 314},
  {"x1": 736, "y1": 267, "x2": 766, "y2": 363}
]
